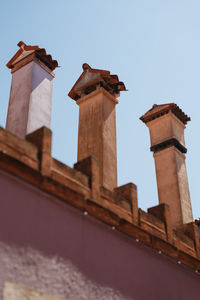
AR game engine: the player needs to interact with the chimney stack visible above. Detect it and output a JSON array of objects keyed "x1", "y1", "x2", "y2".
[
  {"x1": 140, "y1": 103, "x2": 193, "y2": 228},
  {"x1": 68, "y1": 64, "x2": 126, "y2": 191},
  {"x1": 6, "y1": 41, "x2": 58, "y2": 138}
]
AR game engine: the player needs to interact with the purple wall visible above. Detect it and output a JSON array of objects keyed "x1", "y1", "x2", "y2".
[{"x1": 0, "y1": 168, "x2": 200, "y2": 300}]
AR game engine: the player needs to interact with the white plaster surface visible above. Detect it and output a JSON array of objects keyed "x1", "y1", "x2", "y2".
[
  {"x1": 3, "y1": 282, "x2": 66, "y2": 300},
  {"x1": 0, "y1": 242, "x2": 130, "y2": 300},
  {"x1": 6, "y1": 61, "x2": 53, "y2": 138},
  {"x1": 27, "y1": 62, "x2": 53, "y2": 135},
  {"x1": 6, "y1": 62, "x2": 33, "y2": 138}
]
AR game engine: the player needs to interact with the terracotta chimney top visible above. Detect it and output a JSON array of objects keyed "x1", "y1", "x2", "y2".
[
  {"x1": 140, "y1": 103, "x2": 190, "y2": 125},
  {"x1": 140, "y1": 103, "x2": 193, "y2": 228},
  {"x1": 68, "y1": 63, "x2": 126, "y2": 101},
  {"x1": 6, "y1": 41, "x2": 58, "y2": 139},
  {"x1": 7, "y1": 41, "x2": 58, "y2": 72},
  {"x1": 69, "y1": 64, "x2": 126, "y2": 191}
]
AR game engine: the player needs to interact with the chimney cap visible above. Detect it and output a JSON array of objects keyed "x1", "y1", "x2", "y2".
[
  {"x1": 140, "y1": 103, "x2": 190, "y2": 125},
  {"x1": 68, "y1": 63, "x2": 127, "y2": 101},
  {"x1": 82, "y1": 63, "x2": 91, "y2": 71},
  {"x1": 7, "y1": 41, "x2": 58, "y2": 71}
]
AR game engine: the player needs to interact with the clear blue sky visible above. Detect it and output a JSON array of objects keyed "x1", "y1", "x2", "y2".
[{"x1": 1, "y1": 0, "x2": 200, "y2": 218}]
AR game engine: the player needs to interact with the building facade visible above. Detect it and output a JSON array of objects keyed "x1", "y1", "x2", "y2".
[{"x1": 0, "y1": 42, "x2": 200, "y2": 300}]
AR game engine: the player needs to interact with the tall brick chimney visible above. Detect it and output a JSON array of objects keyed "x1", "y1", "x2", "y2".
[
  {"x1": 140, "y1": 103, "x2": 193, "y2": 228},
  {"x1": 6, "y1": 41, "x2": 58, "y2": 138},
  {"x1": 68, "y1": 63, "x2": 126, "y2": 191}
]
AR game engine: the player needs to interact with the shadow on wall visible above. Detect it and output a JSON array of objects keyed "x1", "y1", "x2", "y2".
[{"x1": 31, "y1": 63, "x2": 53, "y2": 92}]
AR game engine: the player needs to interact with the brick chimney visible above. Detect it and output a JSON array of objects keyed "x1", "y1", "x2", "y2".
[
  {"x1": 140, "y1": 103, "x2": 193, "y2": 228},
  {"x1": 6, "y1": 41, "x2": 58, "y2": 138},
  {"x1": 68, "y1": 63, "x2": 126, "y2": 191}
]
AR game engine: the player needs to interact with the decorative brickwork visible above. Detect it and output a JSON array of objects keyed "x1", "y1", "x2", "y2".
[{"x1": 0, "y1": 125, "x2": 199, "y2": 272}]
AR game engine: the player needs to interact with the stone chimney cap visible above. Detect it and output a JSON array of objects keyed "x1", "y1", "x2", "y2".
[
  {"x1": 140, "y1": 103, "x2": 190, "y2": 125},
  {"x1": 68, "y1": 63, "x2": 127, "y2": 101},
  {"x1": 7, "y1": 41, "x2": 58, "y2": 71}
]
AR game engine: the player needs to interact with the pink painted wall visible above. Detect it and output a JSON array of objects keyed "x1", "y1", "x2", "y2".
[{"x1": 0, "y1": 168, "x2": 200, "y2": 300}]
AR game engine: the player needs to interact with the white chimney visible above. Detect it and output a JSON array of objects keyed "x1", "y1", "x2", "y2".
[{"x1": 6, "y1": 41, "x2": 58, "y2": 138}]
